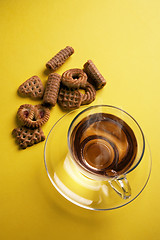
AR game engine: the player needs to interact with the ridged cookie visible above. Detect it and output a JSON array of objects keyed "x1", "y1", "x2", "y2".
[
  {"x1": 46, "y1": 46, "x2": 74, "y2": 71},
  {"x1": 83, "y1": 60, "x2": 106, "y2": 90},
  {"x1": 43, "y1": 73, "x2": 61, "y2": 106}
]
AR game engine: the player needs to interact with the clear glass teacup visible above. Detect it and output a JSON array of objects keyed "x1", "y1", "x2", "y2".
[
  {"x1": 67, "y1": 105, "x2": 145, "y2": 199},
  {"x1": 44, "y1": 105, "x2": 151, "y2": 210}
]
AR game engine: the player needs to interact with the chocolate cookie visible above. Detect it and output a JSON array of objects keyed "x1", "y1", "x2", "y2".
[
  {"x1": 18, "y1": 76, "x2": 44, "y2": 99},
  {"x1": 12, "y1": 127, "x2": 45, "y2": 149},
  {"x1": 81, "y1": 82, "x2": 96, "y2": 105},
  {"x1": 43, "y1": 73, "x2": 61, "y2": 107},
  {"x1": 46, "y1": 46, "x2": 74, "y2": 71},
  {"x1": 17, "y1": 104, "x2": 34, "y2": 121},
  {"x1": 58, "y1": 85, "x2": 82, "y2": 110},
  {"x1": 61, "y1": 68, "x2": 87, "y2": 88},
  {"x1": 83, "y1": 60, "x2": 106, "y2": 89},
  {"x1": 17, "y1": 104, "x2": 50, "y2": 128}
]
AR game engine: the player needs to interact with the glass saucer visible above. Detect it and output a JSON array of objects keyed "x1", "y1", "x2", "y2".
[{"x1": 44, "y1": 106, "x2": 152, "y2": 211}]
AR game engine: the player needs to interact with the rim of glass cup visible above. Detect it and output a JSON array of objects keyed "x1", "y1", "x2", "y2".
[{"x1": 67, "y1": 104, "x2": 145, "y2": 176}]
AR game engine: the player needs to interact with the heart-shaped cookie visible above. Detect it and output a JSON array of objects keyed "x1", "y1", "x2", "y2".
[
  {"x1": 18, "y1": 76, "x2": 44, "y2": 99},
  {"x1": 12, "y1": 127, "x2": 45, "y2": 149}
]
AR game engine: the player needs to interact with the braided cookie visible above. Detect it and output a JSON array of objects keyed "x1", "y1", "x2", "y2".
[
  {"x1": 58, "y1": 86, "x2": 82, "y2": 110},
  {"x1": 12, "y1": 127, "x2": 45, "y2": 149},
  {"x1": 61, "y1": 68, "x2": 87, "y2": 89},
  {"x1": 17, "y1": 104, "x2": 50, "y2": 128},
  {"x1": 43, "y1": 73, "x2": 61, "y2": 107},
  {"x1": 18, "y1": 76, "x2": 44, "y2": 99},
  {"x1": 83, "y1": 60, "x2": 106, "y2": 90},
  {"x1": 81, "y1": 83, "x2": 96, "y2": 105},
  {"x1": 46, "y1": 46, "x2": 74, "y2": 71}
]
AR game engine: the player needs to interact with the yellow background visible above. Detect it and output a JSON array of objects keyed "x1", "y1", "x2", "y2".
[{"x1": 0, "y1": 0, "x2": 159, "y2": 239}]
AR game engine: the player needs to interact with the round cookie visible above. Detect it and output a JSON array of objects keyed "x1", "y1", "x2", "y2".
[{"x1": 61, "y1": 68, "x2": 87, "y2": 88}]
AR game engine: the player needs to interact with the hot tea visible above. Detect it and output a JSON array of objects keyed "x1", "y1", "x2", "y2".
[{"x1": 70, "y1": 113, "x2": 137, "y2": 178}]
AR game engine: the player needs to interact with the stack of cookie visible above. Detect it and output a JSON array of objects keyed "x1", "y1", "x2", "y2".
[{"x1": 12, "y1": 46, "x2": 106, "y2": 149}]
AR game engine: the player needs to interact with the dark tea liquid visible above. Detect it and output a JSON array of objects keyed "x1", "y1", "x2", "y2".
[{"x1": 70, "y1": 113, "x2": 137, "y2": 178}]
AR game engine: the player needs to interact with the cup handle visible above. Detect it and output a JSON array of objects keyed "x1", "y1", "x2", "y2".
[{"x1": 109, "y1": 175, "x2": 131, "y2": 199}]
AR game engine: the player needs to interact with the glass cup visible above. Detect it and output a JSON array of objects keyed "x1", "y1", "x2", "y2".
[
  {"x1": 44, "y1": 105, "x2": 151, "y2": 210},
  {"x1": 67, "y1": 105, "x2": 145, "y2": 199}
]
